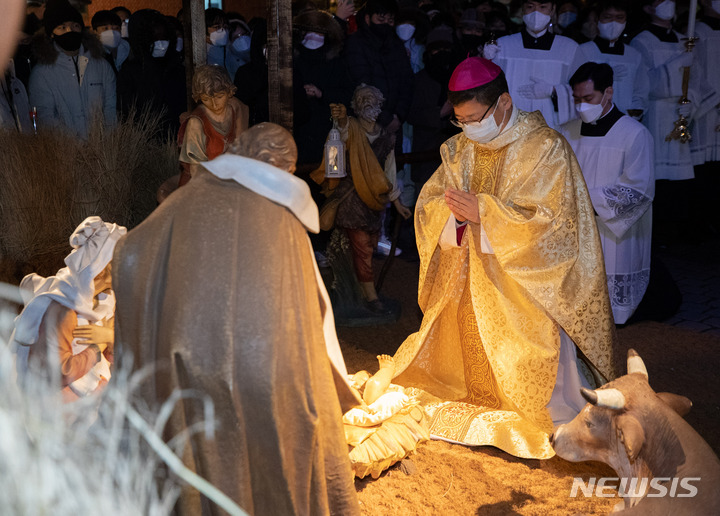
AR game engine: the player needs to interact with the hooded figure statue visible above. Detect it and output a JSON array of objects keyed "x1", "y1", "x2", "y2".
[{"x1": 112, "y1": 123, "x2": 361, "y2": 516}]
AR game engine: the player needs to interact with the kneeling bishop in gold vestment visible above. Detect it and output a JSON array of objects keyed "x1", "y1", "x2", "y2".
[{"x1": 393, "y1": 57, "x2": 618, "y2": 460}]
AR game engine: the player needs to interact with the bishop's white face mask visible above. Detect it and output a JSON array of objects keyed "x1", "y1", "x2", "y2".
[
  {"x1": 99, "y1": 29, "x2": 122, "y2": 49},
  {"x1": 576, "y1": 92, "x2": 607, "y2": 124},
  {"x1": 598, "y1": 20, "x2": 626, "y2": 42},
  {"x1": 395, "y1": 23, "x2": 416, "y2": 41},
  {"x1": 301, "y1": 32, "x2": 325, "y2": 50},
  {"x1": 121, "y1": 21, "x2": 129, "y2": 38},
  {"x1": 654, "y1": 0, "x2": 676, "y2": 21},
  {"x1": 461, "y1": 98, "x2": 507, "y2": 143},
  {"x1": 523, "y1": 11, "x2": 552, "y2": 33},
  {"x1": 210, "y1": 28, "x2": 229, "y2": 46},
  {"x1": 176, "y1": 37, "x2": 184, "y2": 53},
  {"x1": 152, "y1": 40, "x2": 169, "y2": 58}
]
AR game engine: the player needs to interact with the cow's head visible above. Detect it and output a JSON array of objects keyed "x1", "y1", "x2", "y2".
[{"x1": 550, "y1": 349, "x2": 689, "y2": 475}]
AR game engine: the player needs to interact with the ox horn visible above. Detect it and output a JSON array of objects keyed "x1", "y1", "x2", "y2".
[
  {"x1": 626, "y1": 348, "x2": 648, "y2": 381},
  {"x1": 581, "y1": 387, "x2": 626, "y2": 410}
]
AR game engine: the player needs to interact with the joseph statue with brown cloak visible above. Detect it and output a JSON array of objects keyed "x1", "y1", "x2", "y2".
[
  {"x1": 393, "y1": 57, "x2": 620, "y2": 460},
  {"x1": 112, "y1": 123, "x2": 360, "y2": 515}
]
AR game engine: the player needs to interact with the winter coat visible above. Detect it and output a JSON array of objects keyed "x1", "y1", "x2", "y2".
[
  {"x1": 28, "y1": 32, "x2": 116, "y2": 139},
  {"x1": 1, "y1": 60, "x2": 32, "y2": 133},
  {"x1": 293, "y1": 46, "x2": 353, "y2": 165},
  {"x1": 406, "y1": 68, "x2": 459, "y2": 187},
  {"x1": 344, "y1": 27, "x2": 414, "y2": 126}
]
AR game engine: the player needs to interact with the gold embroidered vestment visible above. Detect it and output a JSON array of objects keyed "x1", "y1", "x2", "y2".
[{"x1": 393, "y1": 111, "x2": 618, "y2": 459}]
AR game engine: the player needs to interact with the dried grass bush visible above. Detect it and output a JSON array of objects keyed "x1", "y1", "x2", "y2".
[
  {"x1": 0, "y1": 111, "x2": 178, "y2": 283},
  {"x1": 0, "y1": 285, "x2": 246, "y2": 516}
]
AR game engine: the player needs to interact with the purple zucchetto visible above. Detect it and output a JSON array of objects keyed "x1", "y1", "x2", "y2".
[{"x1": 448, "y1": 56, "x2": 502, "y2": 92}]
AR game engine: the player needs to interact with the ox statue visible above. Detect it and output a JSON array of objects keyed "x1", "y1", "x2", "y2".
[{"x1": 551, "y1": 349, "x2": 720, "y2": 514}]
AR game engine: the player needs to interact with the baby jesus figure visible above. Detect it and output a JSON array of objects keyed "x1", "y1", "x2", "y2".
[
  {"x1": 349, "y1": 354, "x2": 395, "y2": 410},
  {"x1": 343, "y1": 354, "x2": 430, "y2": 479}
]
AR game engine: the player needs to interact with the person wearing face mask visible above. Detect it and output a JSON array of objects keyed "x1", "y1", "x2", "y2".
[
  {"x1": 393, "y1": 8, "x2": 429, "y2": 224},
  {"x1": 28, "y1": 0, "x2": 116, "y2": 139},
  {"x1": 630, "y1": 0, "x2": 719, "y2": 241},
  {"x1": 561, "y1": 62, "x2": 655, "y2": 324},
  {"x1": 455, "y1": 8, "x2": 486, "y2": 59},
  {"x1": 292, "y1": 9, "x2": 352, "y2": 166},
  {"x1": 395, "y1": 9, "x2": 425, "y2": 73},
  {"x1": 556, "y1": 1, "x2": 579, "y2": 31},
  {"x1": 91, "y1": 10, "x2": 131, "y2": 74},
  {"x1": 391, "y1": 56, "x2": 617, "y2": 459},
  {"x1": 117, "y1": 9, "x2": 186, "y2": 138},
  {"x1": 205, "y1": 8, "x2": 229, "y2": 69},
  {"x1": 344, "y1": 0, "x2": 414, "y2": 144},
  {"x1": 110, "y1": 6, "x2": 132, "y2": 39},
  {"x1": 482, "y1": 0, "x2": 579, "y2": 131},
  {"x1": 570, "y1": 1, "x2": 648, "y2": 117},
  {"x1": 225, "y1": 18, "x2": 251, "y2": 81}
]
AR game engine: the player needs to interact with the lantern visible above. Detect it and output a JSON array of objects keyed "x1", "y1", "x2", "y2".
[{"x1": 324, "y1": 120, "x2": 346, "y2": 179}]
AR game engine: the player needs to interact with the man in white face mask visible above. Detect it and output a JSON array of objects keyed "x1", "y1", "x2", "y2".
[
  {"x1": 91, "y1": 10, "x2": 131, "y2": 73},
  {"x1": 561, "y1": 62, "x2": 655, "y2": 324},
  {"x1": 630, "y1": 0, "x2": 720, "y2": 241},
  {"x1": 570, "y1": 1, "x2": 648, "y2": 118},
  {"x1": 482, "y1": 0, "x2": 579, "y2": 131},
  {"x1": 225, "y1": 19, "x2": 252, "y2": 82},
  {"x1": 392, "y1": 56, "x2": 617, "y2": 459},
  {"x1": 205, "y1": 8, "x2": 229, "y2": 68}
]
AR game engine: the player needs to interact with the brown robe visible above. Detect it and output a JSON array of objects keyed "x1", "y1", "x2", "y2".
[{"x1": 113, "y1": 168, "x2": 359, "y2": 516}]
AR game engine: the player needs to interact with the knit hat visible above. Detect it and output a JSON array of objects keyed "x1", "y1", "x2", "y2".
[
  {"x1": 448, "y1": 56, "x2": 501, "y2": 91},
  {"x1": 44, "y1": 0, "x2": 84, "y2": 35},
  {"x1": 459, "y1": 8, "x2": 484, "y2": 31}
]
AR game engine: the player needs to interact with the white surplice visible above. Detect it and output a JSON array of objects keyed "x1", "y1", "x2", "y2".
[
  {"x1": 493, "y1": 31, "x2": 577, "y2": 130},
  {"x1": 562, "y1": 110, "x2": 654, "y2": 324},
  {"x1": 571, "y1": 40, "x2": 649, "y2": 114},
  {"x1": 630, "y1": 28, "x2": 716, "y2": 180}
]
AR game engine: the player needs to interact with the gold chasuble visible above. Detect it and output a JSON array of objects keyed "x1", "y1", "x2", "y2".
[{"x1": 393, "y1": 110, "x2": 618, "y2": 459}]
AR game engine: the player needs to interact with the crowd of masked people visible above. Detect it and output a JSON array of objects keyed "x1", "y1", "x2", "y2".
[{"x1": 1, "y1": 0, "x2": 719, "y2": 323}]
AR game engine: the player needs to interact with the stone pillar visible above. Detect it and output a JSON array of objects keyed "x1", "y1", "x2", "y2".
[{"x1": 267, "y1": 0, "x2": 293, "y2": 131}]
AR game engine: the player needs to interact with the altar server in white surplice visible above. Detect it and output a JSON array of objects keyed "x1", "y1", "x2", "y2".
[
  {"x1": 629, "y1": 0, "x2": 717, "y2": 181},
  {"x1": 570, "y1": 1, "x2": 649, "y2": 116},
  {"x1": 562, "y1": 63, "x2": 655, "y2": 324},
  {"x1": 483, "y1": 0, "x2": 577, "y2": 130}
]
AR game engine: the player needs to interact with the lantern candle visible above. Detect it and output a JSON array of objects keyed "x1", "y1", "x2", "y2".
[{"x1": 324, "y1": 120, "x2": 346, "y2": 179}]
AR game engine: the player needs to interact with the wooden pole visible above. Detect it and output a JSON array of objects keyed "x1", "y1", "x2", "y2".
[
  {"x1": 182, "y1": 0, "x2": 208, "y2": 111},
  {"x1": 267, "y1": 0, "x2": 293, "y2": 131}
]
